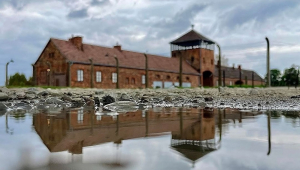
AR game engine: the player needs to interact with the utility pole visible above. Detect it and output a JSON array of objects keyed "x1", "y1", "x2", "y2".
[
  {"x1": 266, "y1": 37, "x2": 271, "y2": 87},
  {"x1": 216, "y1": 44, "x2": 221, "y2": 92}
]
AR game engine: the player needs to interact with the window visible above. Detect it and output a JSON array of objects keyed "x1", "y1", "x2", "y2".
[
  {"x1": 211, "y1": 59, "x2": 213, "y2": 65},
  {"x1": 230, "y1": 81, "x2": 232, "y2": 86},
  {"x1": 49, "y1": 52, "x2": 54, "y2": 58},
  {"x1": 126, "y1": 77, "x2": 129, "y2": 84},
  {"x1": 142, "y1": 75, "x2": 145, "y2": 84},
  {"x1": 131, "y1": 78, "x2": 135, "y2": 84},
  {"x1": 96, "y1": 115, "x2": 102, "y2": 121},
  {"x1": 112, "y1": 73, "x2": 117, "y2": 83},
  {"x1": 166, "y1": 75, "x2": 171, "y2": 80},
  {"x1": 186, "y1": 76, "x2": 190, "y2": 81},
  {"x1": 77, "y1": 70, "x2": 83, "y2": 82},
  {"x1": 203, "y1": 58, "x2": 206, "y2": 64},
  {"x1": 177, "y1": 76, "x2": 180, "y2": 80},
  {"x1": 191, "y1": 56, "x2": 195, "y2": 63},
  {"x1": 77, "y1": 109, "x2": 84, "y2": 123},
  {"x1": 156, "y1": 75, "x2": 160, "y2": 79},
  {"x1": 96, "y1": 71, "x2": 101, "y2": 82}
]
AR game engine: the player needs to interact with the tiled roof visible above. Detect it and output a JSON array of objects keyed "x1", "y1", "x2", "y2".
[
  {"x1": 170, "y1": 30, "x2": 214, "y2": 44},
  {"x1": 214, "y1": 66, "x2": 263, "y2": 81},
  {"x1": 51, "y1": 38, "x2": 199, "y2": 75}
]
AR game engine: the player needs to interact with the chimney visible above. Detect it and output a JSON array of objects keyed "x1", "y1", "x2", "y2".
[
  {"x1": 114, "y1": 42, "x2": 122, "y2": 51},
  {"x1": 69, "y1": 36, "x2": 83, "y2": 51},
  {"x1": 238, "y1": 65, "x2": 241, "y2": 70}
]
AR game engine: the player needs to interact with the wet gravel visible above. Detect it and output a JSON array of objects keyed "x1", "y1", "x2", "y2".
[{"x1": 0, "y1": 86, "x2": 300, "y2": 114}]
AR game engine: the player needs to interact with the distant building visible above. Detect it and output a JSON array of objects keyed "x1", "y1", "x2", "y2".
[{"x1": 33, "y1": 29, "x2": 263, "y2": 88}]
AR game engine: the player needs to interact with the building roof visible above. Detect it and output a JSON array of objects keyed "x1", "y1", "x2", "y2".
[
  {"x1": 171, "y1": 144, "x2": 216, "y2": 162},
  {"x1": 170, "y1": 30, "x2": 215, "y2": 46},
  {"x1": 214, "y1": 66, "x2": 263, "y2": 82},
  {"x1": 50, "y1": 38, "x2": 200, "y2": 75}
]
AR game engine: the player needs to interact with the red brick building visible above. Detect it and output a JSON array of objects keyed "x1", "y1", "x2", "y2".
[{"x1": 33, "y1": 29, "x2": 263, "y2": 88}]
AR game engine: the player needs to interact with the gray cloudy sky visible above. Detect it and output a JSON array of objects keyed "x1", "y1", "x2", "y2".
[{"x1": 1, "y1": 0, "x2": 300, "y2": 86}]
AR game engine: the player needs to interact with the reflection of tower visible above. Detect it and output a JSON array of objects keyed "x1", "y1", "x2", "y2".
[{"x1": 171, "y1": 109, "x2": 217, "y2": 166}]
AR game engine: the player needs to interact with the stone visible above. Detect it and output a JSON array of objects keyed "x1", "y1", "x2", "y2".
[
  {"x1": 0, "y1": 92, "x2": 8, "y2": 101},
  {"x1": 204, "y1": 97, "x2": 213, "y2": 102},
  {"x1": 0, "y1": 102, "x2": 7, "y2": 111},
  {"x1": 45, "y1": 97, "x2": 64, "y2": 105},
  {"x1": 102, "y1": 95, "x2": 115, "y2": 106},
  {"x1": 118, "y1": 93, "x2": 131, "y2": 101},
  {"x1": 103, "y1": 101, "x2": 138, "y2": 112},
  {"x1": 163, "y1": 96, "x2": 173, "y2": 102}
]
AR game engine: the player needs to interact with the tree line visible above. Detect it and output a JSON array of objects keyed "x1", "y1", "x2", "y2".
[
  {"x1": 268, "y1": 65, "x2": 299, "y2": 87},
  {"x1": 8, "y1": 73, "x2": 32, "y2": 86}
]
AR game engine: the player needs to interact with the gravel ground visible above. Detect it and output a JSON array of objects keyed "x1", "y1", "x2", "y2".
[{"x1": 0, "y1": 86, "x2": 300, "y2": 114}]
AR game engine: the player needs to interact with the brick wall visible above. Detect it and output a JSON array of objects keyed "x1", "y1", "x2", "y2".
[
  {"x1": 70, "y1": 64, "x2": 200, "y2": 88},
  {"x1": 171, "y1": 48, "x2": 215, "y2": 86},
  {"x1": 214, "y1": 77, "x2": 263, "y2": 86},
  {"x1": 34, "y1": 40, "x2": 68, "y2": 86}
]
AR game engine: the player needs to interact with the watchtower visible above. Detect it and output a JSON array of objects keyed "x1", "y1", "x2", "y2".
[{"x1": 170, "y1": 26, "x2": 215, "y2": 87}]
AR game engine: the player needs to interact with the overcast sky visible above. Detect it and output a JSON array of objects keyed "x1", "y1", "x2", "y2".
[{"x1": 0, "y1": 0, "x2": 300, "y2": 86}]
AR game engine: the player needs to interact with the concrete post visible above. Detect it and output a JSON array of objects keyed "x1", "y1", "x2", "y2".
[
  {"x1": 216, "y1": 44, "x2": 221, "y2": 92},
  {"x1": 31, "y1": 64, "x2": 36, "y2": 86},
  {"x1": 252, "y1": 71, "x2": 254, "y2": 88},
  {"x1": 223, "y1": 70, "x2": 225, "y2": 87},
  {"x1": 5, "y1": 60, "x2": 13, "y2": 86},
  {"x1": 144, "y1": 53, "x2": 149, "y2": 88},
  {"x1": 68, "y1": 61, "x2": 73, "y2": 87},
  {"x1": 114, "y1": 55, "x2": 119, "y2": 89},
  {"x1": 46, "y1": 61, "x2": 51, "y2": 86},
  {"x1": 179, "y1": 51, "x2": 183, "y2": 88},
  {"x1": 89, "y1": 59, "x2": 94, "y2": 88},
  {"x1": 266, "y1": 37, "x2": 271, "y2": 87}
]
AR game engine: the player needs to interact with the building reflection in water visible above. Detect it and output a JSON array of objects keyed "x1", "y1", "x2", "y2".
[{"x1": 32, "y1": 107, "x2": 264, "y2": 167}]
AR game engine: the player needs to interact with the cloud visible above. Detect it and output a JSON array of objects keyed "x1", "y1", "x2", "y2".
[
  {"x1": 0, "y1": 0, "x2": 300, "y2": 85},
  {"x1": 67, "y1": 8, "x2": 88, "y2": 18}
]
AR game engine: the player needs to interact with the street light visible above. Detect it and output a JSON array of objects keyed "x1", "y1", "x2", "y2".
[
  {"x1": 106, "y1": 54, "x2": 119, "y2": 89},
  {"x1": 5, "y1": 59, "x2": 14, "y2": 87}
]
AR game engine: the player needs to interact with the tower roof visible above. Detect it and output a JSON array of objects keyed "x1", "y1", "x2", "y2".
[{"x1": 170, "y1": 29, "x2": 215, "y2": 46}]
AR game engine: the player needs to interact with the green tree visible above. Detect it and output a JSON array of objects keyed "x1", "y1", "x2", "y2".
[
  {"x1": 282, "y1": 67, "x2": 299, "y2": 87},
  {"x1": 270, "y1": 69, "x2": 281, "y2": 86},
  {"x1": 8, "y1": 73, "x2": 31, "y2": 86}
]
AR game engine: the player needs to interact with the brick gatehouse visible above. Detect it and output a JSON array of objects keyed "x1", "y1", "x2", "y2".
[{"x1": 33, "y1": 29, "x2": 263, "y2": 88}]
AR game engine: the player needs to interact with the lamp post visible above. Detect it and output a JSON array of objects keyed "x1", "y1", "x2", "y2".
[
  {"x1": 143, "y1": 53, "x2": 149, "y2": 88},
  {"x1": 5, "y1": 59, "x2": 14, "y2": 87},
  {"x1": 46, "y1": 61, "x2": 51, "y2": 86}
]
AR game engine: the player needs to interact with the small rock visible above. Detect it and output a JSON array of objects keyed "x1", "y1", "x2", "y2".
[
  {"x1": 204, "y1": 97, "x2": 213, "y2": 102},
  {"x1": 163, "y1": 96, "x2": 173, "y2": 102},
  {"x1": 102, "y1": 95, "x2": 115, "y2": 106},
  {"x1": 118, "y1": 93, "x2": 131, "y2": 101},
  {"x1": 0, "y1": 92, "x2": 8, "y2": 101}
]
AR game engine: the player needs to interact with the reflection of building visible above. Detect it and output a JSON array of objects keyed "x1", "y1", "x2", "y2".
[
  {"x1": 171, "y1": 111, "x2": 217, "y2": 165},
  {"x1": 33, "y1": 108, "x2": 203, "y2": 154}
]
